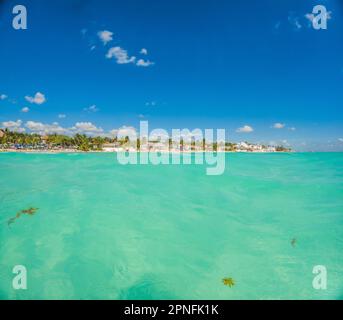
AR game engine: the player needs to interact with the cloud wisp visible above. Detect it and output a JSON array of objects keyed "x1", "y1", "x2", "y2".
[
  {"x1": 305, "y1": 10, "x2": 332, "y2": 26},
  {"x1": 1, "y1": 119, "x2": 108, "y2": 136},
  {"x1": 145, "y1": 101, "x2": 156, "y2": 107},
  {"x1": 87, "y1": 29, "x2": 155, "y2": 67},
  {"x1": 25, "y1": 92, "x2": 46, "y2": 105},
  {"x1": 140, "y1": 48, "x2": 148, "y2": 55},
  {"x1": 1, "y1": 120, "x2": 25, "y2": 133},
  {"x1": 136, "y1": 59, "x2": 154, "y2": 67},
  {"x1": 72, "y1": 122, "x2": 104, "y2": 134},
  {"x1": 236, "y1": 125, "x2": 254, "y2": 133},
  {"x1": 83, "y1": 105, "x2": 99, "y2": 113},
  {"x1": 97, "y1": 30, "x2": 113, "y2": 45},
  {"x1": 273, "y1": 123, "x2": 285, "y2": 129},
  {"x1": 106, "y1": 47, "x2": 136, "y2": 64}
]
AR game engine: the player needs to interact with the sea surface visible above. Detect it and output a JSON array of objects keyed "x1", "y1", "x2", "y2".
[{"x1": 0, "y1": 152, "x2": 342, "y2": 300}]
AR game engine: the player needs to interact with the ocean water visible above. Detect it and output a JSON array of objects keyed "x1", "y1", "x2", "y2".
[{"x1": 0, "y1": 152, "x2": 342, "y2": 300}]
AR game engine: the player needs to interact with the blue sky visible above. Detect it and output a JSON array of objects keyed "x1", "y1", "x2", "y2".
[{"x1": 0, "y1": 0, "x2": 343, "y2": 151}]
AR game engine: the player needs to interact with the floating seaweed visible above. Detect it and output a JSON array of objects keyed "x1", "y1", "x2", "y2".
[
  {"x1": 21, "y1": 207, "x2": 38, "y2": 216},
  {"x1": 7, "y1": 207, "x2": 39, "y2": 227},
  {"x1": 291, "y1": 238, "x2": 297, "y2": 247},
  {"x1": 222, "y1": 277, "x2": 235, "y2": 287}
]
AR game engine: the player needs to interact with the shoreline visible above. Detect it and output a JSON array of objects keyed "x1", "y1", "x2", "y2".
[{"x1": 0, "y1": 149, "x2": 300, "y2": 154}]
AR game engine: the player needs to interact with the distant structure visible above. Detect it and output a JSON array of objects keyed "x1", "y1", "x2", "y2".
[
  {"x1": 41, "y1": 135, "x2": 49, "y2": 144},
  {"x1": 102, "y1": 143, "x2": 117, "y2": 152},
  {"x1": 0, "y1": 129, "x2": 5, "y2": 138}
]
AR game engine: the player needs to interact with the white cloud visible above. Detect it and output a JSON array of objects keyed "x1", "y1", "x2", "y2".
[
  {"x1": 305, "y1": 13, "x2": 315, "y2": 23},
  {"x1": 140, "y1": 48, "x2": 148, "y2": 55},
  {"x1": 2, "y1": 120, "x2": 22, "y2": 129},
  {"x1": 83, "y1": 105, "x2": 99, "y2": 112},
  {"x1": 25, "y1": 92, "x2": 46, "y2": 105},
  {"x1": 97, "y1": 30, "x2": 113, "y2": 45},
  {"x1": 273, "y1": 123, "x2": 285, "y2": 129},
  {"x1": 236, "y1": 125, "x2": 254, "y2": 133},
  {"x1": 338, "y1": 138, "x2": 343, "y2": 143},
  {"x1": 289, "y1": 127, "x2": 296, "y2": 131},
  {"x1": 136, "y1": 59, "x2": 154, "y2": 67},
  {"x1": 145, "y1": 101, "x2": 156, "y2": 107},
  {"x1": 294, "y1": 19, "x2": 302, "y2": 30},
  {"x1": 106, "y1": 47, "x2": 153, "y2": 67},
  {"x1": 58, "y1": 114, "x2": 66, "y2": 119},
  {"x1": 2, "y1": 119, "x2": 126, "y2": 137},
  {"x1": 109, "y1": 129, "x2": 118, "y2": 137},
  {"x1": 21, "y1": 107, "x2": 29, "y2": 113},
  {"x1": 288, "y1": 14, "x2": 302, "y2": 30},
  {"x1": 116, "y1": 126, "x2": 137, "y2": 139},
  {"x1": 106, "y1": 47, "x2": 136, "y2": 64},
  {"x1": 26, "y1": 121, "x2": 67, "y2": 135},
  {"x1": 72, "y1": 122, "x2": 104, "y2": 134},
  {"x1": 0, "y1": 94, "x2": 7, "y2": 100}
]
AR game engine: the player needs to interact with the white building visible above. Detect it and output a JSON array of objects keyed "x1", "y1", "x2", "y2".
[{"x1": 102, "y1": 143, "x2": 117, "y2": 152}]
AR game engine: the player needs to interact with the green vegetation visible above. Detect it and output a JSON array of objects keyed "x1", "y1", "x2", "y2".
[
  {"x1": 275, "y1": 145, "x2": 291, "y2": 152},
  {"x1": 225, "y1": 142, "x2": 237, "y2": 152},
  {"x1": 0, "y1": 128, "x2": 292, "y2": 152},
  {"x1": 0, "y1": 129, "x2": 115, "y2": 151}
]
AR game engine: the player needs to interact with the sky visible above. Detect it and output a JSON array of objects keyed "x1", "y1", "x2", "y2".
[{"x1": 0, "y1": 0, "x2": 343, "y2": 151}]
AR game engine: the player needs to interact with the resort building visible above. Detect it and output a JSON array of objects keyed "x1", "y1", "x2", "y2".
[{"x1": 102, "y1": 143, "x2": 117, "y2": 152}]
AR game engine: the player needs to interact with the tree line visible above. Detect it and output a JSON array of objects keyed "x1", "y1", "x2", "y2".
[
  {"x1": 0, "y1": 129, "x2": 115, "y2": 151},
  {"x1": 0, "y1": 129, "x2": 291, "y2": 152}
]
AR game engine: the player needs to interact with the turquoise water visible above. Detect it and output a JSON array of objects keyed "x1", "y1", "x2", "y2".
[{"x1": 0, "y1": 152, "x2": 342, "y2": 300}]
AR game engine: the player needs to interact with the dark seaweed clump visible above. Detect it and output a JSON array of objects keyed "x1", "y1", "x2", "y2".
[
  {"x1": 7, "y1": 207, "x2": 38, "y2": 227},
  {"x1": 222, "y1": 277, "x2": 235, "y2": 287}
]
